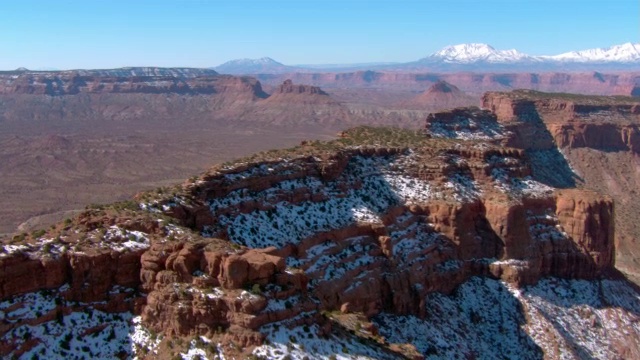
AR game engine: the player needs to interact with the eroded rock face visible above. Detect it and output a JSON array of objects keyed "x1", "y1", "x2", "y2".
[
  {"x1": 0, "y1": 69, "x2": 270, "y2": 99},
  {"x1": 0, "y1": 241, "x2": 145, "y2": 305},
  {"x1": 149, "y1": 143, "x2": 615, "y2": 322},
  {"x1": 255, "y1": 71, "x2": 640, "y2": 96},
  {"x1": 481, "y1": 90, "x2": 640, "y2": 152},
  {"x1": 259, "y1": 80, "x2": 342, "y2": 110},
  {"x1": 274, "y1": 79, "x2": 328, "y2": 96},
  {"x1": 0, "y1": 117, "x2": 633, "y2": 358}
]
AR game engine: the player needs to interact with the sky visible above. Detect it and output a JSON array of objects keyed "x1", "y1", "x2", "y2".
[{"x1": 0, "y1": 0, "x2": 637, "y2": 70}]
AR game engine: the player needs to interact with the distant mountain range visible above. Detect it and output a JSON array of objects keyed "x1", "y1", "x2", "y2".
[{"x1": 214, "y1": 43, "x2": 640, "y2": 74}]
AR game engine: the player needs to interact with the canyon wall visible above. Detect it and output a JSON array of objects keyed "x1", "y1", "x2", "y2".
[{"x1": 257, "y1": 71, "x2": 640, "y2": 95}]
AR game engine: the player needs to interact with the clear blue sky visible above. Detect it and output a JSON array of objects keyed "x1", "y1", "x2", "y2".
[{"x1": 0, "y1": 0, "x2": 637, "y2": 70}]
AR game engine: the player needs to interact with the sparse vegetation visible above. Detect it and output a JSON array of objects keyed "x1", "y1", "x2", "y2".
[
  {"x1": 501, "y1": 89, "x2": 640, "y2": 104},
  {"x1": 31, "y1": 229, "x2": 46, "y2": 239}
]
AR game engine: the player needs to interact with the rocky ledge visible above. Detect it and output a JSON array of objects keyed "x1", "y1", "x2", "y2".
[
  {"x1": 481, "y1": 90, "x2": 640, "y2": 153},
  {"x1": 1, "y1": 122, "x2": 639, "y2": 358}
]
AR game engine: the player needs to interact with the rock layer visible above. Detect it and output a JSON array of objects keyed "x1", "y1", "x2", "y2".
[{"x1": 0, "y1": 100, "x2": 637, "y2": 358}]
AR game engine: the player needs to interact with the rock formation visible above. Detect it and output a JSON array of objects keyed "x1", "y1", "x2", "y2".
[
  {"x1": 260, "y1": 80, "x2": 339, "y2": 106},
  {"x1": 255, "y1": 71, "x2": 640, "y2": 96},
  {"x1": 401, "y1": 80, "x2": 477, "y2": 109},
  {"x1": 0, "y1": 70, "x2": 429, "y2": 127},
  {"x1": 2, "y1": 87, "x2": 640, "y2": 358},
  {"x1": 250, "y1": 80, "x2": 351, "y2": 125},
  {"x1": 2, "y1": 117, "x2": 639, "y2": 358},
  {"x1": 426, "y1": 89, "x2": 640, "y2": 283}
]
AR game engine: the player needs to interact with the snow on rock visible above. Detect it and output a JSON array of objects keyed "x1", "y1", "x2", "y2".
[
  {"x1": 0, "y1": 237, "x2": 70, "y2": 259},
  {"x1": 374, "y1": 277, "x2": 640, "y2": 359},
  {"x1": 101, "y1": 226, "x2": 151, "y2": 252},
  {"x1": 253, "y1": 322, "x2": 397, "y2": 360},
  {"x1": 0, "y1": 286, "x2": 66, "y2": 323},
  {"x1": 428, "y1": 116, "x2": 507, "y2": 140},
  {"x1": 1, "y1": 285, "x2": 160, "y2": 359},
  {"x1": 0, "y1": 244, "x2": 30, "y2": 258},
  {"x1": 526, "y1": 149, "x2": 580, "y2": 189},
  {"x1": 206, "y1": 155, "x2": 440, "y2": 248},
  {"x1": 526, "y1": 209, "x2": 569, "y2": 242},
  {"x1": 513, "y1": 278, "x2": 640, "y2": 359},
  {"x1": 296, "y1": 236, "x2": 379, "y2": 283},
  {"x1": 0, "y1": 226, "x2": 152, "y2": 259},
  {"x1": 387, "y1": 215, "x2": 443, "y2": 265},
  {"x1": 491, "y1": 167, "x2": 553, "y2": 198},
  {"x1": 180, "y1": 336, "x2": 226, "y2": 360},
  {"x1": 445, "y1": 173, "x2": 481, "y2": 201}
]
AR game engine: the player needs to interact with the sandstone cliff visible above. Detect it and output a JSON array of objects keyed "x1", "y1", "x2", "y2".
[
  {"x1": 256, "y1": 71, "x2": 640, "y2": 96},
  {"x1": 481, "y1": 90, "x2": 640, "y2": 153},
  {"x1": 0, "y1": 70, "x2": 431, "y2": 127},
  {"x1": 1, "y1": 125, "x2": 638, "y2": 359},
  {"x1": 425, "y1": 90, "x2": 640, "y2": 284}
]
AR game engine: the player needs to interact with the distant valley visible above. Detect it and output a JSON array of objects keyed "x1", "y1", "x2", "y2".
[{"x1": 1, "y1": 62, "x2": 640, "y2": 236}]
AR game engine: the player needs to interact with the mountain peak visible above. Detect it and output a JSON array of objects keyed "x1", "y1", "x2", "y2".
[
  {"x1": 219, "y1": 57, "x2": 283, "y2": 66},
  {"x1": 427, "y1": 43, "x2": 531, "y2": 64},
  {"x1": 214, "y1": 57, "x2": 301, "y2": 74},
  {"x1": 548, "y1": 42, "x2": 640, "y2": 63},
  {"x1": 436, "y1": 43, "x2": 496, "y2": 54}
]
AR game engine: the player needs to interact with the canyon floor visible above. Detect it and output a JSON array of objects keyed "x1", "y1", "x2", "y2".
[{"x1": 0, "y1": 120, "x2": 339, "y2": 236}]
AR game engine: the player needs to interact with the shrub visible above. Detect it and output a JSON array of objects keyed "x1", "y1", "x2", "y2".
[
  {"x1": 107, "y1": 327, "x2": 116, "y2": 341},
  {"x1": 251, "y1": 283, "x2": 262, "y2": 295},
  {"x1": 12, "y1": 233, "x2": 26, "y2": 243},
  {"x1": 31, "y1": 229, "x2": 46, "y2": 238},
  {"x1": 41, "y1": 242, "x2": 53, "y2": 254},
  {"x1": 60, "y1": 339, "x2": 70, "y2": 351}
]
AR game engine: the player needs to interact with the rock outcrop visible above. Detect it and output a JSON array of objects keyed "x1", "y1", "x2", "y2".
[
  {"x1": 481, "y1": 90, "x2": 640, "y2": 152},
  {"x1": 261, "y1": 80, "x2": 338, "y2": 105},
  {"x1": 0, "y1": 121, "x2": 637, "y2": 359},
  {"x1": 402, "y1": 80, "x2": 477, "y2": 109},
  {"x1": 426, "y1": 90, "x2": 640, "y2": 284},
  {"x1": 0, "y1": 70, "x2": 270, "y2": 97}
]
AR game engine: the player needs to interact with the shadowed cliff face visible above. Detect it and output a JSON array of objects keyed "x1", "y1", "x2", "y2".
[{"x1": 425, "y1": 90, "x2": 640, "y2": 282}]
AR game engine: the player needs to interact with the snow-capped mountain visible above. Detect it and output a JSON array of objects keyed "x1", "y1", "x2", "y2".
[
  {"x1": 546, "y1": 42, "x2": 640, "y2": 63},
  {"x1": 424, "y1": 43, "x2": 536, "y2": 64},
  {"x1": 421, "y1": 42, "x2": 640, "y2": 65},
  {"x1": 214, "y1": 57, "x2": 303, "y2": 74},
  {"x1": 212, "y1": 43, "x2": 640, "y2": 75},
  {"x1": 403, "y1": 42, "x2": 640, "y2": 71}
]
